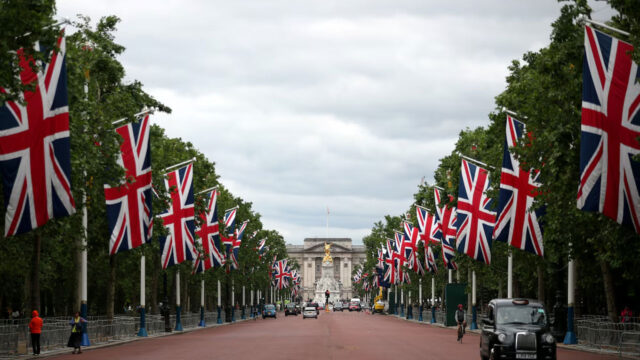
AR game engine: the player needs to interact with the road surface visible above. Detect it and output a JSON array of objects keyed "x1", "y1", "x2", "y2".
[{"x1": 50, "y1": 310, "x2": 615, "y2": 360}]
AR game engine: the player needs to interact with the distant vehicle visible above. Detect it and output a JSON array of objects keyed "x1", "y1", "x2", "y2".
[
  {"x1": 262, "y1": 304, "x2": 277, "y2": 319},
  {"x1": 480, "y1": 298, "x2": 556, "y2": 360},
  {"x1": 302, "y1": 306, "x2": 318, "y2": 319},
  {"x1": 373, "y1": 288, "x2": 385, "y2": 313},
  {"x1": 285, "y1": 303, "x2": 298, "y2": 316},
  {"x1": 307, "y1": 302, "x2": 320, "y2": 314},
  {"x1": 333, "y1": 301, "x2": 344, "y2": 312},
  {"x1": 294, "y1": 304, "x2": 301, "y2": 314},
  {"x1": 349, "y1": 300, "x2": 361, "y2": 312}
]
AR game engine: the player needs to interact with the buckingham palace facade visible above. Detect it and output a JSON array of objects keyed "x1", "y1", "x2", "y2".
[{"x1": 286, "y1": 238, "x2": 366, "y2": 301}]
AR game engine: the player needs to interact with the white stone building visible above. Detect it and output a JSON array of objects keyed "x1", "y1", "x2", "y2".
[{"x1": 286, "y1": 238, "x2": 366, "y2": 301}]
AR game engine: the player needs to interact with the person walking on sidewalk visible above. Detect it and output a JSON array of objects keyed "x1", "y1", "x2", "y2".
[
  {"x1": 29, "y1": 310, "x2": 43, "y2": 355},
  {"x1": 67, "y1": 312, "x2": 87, "y2": 354}
]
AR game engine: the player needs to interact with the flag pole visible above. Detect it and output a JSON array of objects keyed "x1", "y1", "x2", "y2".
[
  {"x1": 471, "y1": 270, "x2": 478, "y2": 330},
  {"x1": 458, "y1": 153, "x2": 495, "y2": 170},
  {"x1": 137, "y1": 255, "x2": 148, "y2": 336},
  {"x1": 430, "y1": 277, "x2": 436, "y2": 323},
  {"x1": 582, "y1": 17, "x2": 630, "y2": 37},
  {"x1": 326, "y1": 207, "x2": 329, "y2": 238},
  {"x1": 242, "y1": 285, "x2": 246, "y2": 320},
  {"x1": 507, "y1": 250, "x2": 513, "y2": 298},
  {"x1": 419, "y1": 278, "x2": 423, "y2": 321},
  {"x1": 196, "y1": 186, "x2": 217, "y2": 196},
  {"x1": 175, "y1": 271, "x2": 183, "y2": 331},
  {"x1": 80, "y1": 65, "x2": 90, "y2": 348},
  {"x1": 163, "y1": 157, "x2": 197, "y2": 173},
  {"x1": 111, "y1": 108, "x2": 154, "y2": 126},
  {"x1": 564, "y1": 244, "x2": 577, "y2": 344},
  {"x1": 217, "y1": 280, "x2": 222, "y2": 324},
  {"x1": 502, "y1": 108, "x2": 527, "y2": 121},
  {"x1": 199, "y1": 278, "x2": 206, "y2": 327}
]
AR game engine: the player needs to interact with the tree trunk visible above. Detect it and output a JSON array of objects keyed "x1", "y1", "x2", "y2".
[
  {"x1": 30, "y1": 235, "x2": 41, "y2": 312},
  {"x1": 600, "y1": 260, "x2": 618, "y2": 322},
  {"x1": 467, "y1": 268, "x2": 472, "y2": 314},
  {"x1": 537, "y1": 264, "x2": 545, "y2": 305},
  {"x1": 106, "y1": 254, "x2": 117, "y2": 320}
]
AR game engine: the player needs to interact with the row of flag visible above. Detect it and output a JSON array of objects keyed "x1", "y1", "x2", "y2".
[
  {"x1": 355, "y1": 25, "x2": 640, "y2": 290},
  {"x1": 0, "y1": 25, "x2": 638, "y2": 291},
  {"x1": 270, "y1": 257, "x2": 301, "y2": 297},
  {"x1": 0, "y1": 31, "x2": 274, "y2": 278}
]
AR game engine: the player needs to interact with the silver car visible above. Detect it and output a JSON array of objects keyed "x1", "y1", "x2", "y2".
[{"x1": 302, "y1": 306, "x2": 318, "y2": 319}]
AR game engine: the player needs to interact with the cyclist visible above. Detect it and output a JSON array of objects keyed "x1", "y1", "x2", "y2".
[{"x1": 455, "y1": 304, "x2": 466, "y2": 342}]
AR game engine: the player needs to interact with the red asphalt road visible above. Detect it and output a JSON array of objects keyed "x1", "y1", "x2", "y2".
[{"x1": 50, "y1": 311, "x2": 616, "y2": 360}]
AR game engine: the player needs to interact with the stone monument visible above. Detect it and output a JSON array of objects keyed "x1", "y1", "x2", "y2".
[{"x1": 313, "y1": 242, "x2": 341, "y2": 304}]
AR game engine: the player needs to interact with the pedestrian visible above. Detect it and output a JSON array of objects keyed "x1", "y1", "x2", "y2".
[
  {"x1": 67, "y1": 311, "x2": 87, "y2": 354},
  {"x1": 621, "y1": 306, "x2": 633, "y2": 323},
  {"x1": 29, "y1": 310, "x2": 43, "y2": 356}
]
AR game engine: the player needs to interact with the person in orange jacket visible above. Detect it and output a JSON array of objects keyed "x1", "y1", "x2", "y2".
[{"x1": 29, "y1": 310, "x2": 43, "y2": 355}]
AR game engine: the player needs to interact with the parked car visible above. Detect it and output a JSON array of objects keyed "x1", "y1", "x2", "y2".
[
  {"x1": 333, "y1": 301, "x2": 344, "y2": 311},
  {"x1": 285, "y1": 303, "x2": 298, "y2": 316},
  {"x1": 480, "y1": 298, "x2": 556, "y2": 360},
  {"x1": 262, "y1": 304, "x2": 277, "y2": 319},
  {"x1": 349, "y1": 301, "x2": 361, "y2": 312},
  {"x1": 294, "y1": 304, "x2": 301, "y2": 314},
  {"x1": 302, "y1": 306, "x2": 318, "y2": 319}
]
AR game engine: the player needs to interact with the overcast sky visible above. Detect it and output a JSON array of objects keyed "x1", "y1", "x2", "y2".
[{"x1": 57, "y1": 1, "x2": 615, "y2": 245}]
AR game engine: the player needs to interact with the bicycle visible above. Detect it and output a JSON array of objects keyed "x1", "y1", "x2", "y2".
[{"x1": 457, "y1": 321, "x2": 466, "y2": 342}]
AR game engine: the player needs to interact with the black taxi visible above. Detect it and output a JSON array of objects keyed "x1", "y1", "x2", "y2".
[{"x1": 480, "y1": 299, "x2": 556, "y2": 360}]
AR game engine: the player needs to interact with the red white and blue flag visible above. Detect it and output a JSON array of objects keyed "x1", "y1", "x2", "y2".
[
  {"x1": 223, "y1": 206, "x2": 237, "y2": 237},
  {"x1": 456, "y1": 159, "x2": 495, "y2": 264},
  {"x1": 272, "y1": 259, "x2": 291, "y2": 290},
  {"x1": 384, "y1": 238, "x2": 398, "y2": 285},
  {"x1": 434, "y1": 188, "x2": 458, "y2": 270},
  {"x1": 425, "y1": 245, "x2": 437, "y2": 274},
  {"x1": 577, "y1": 25, "x2": 640, "y2": 232},
  {"x1": 194, "y1": 189, "x2": 225, "y2": 273},
  {"x1": 104, "y1": 114, "x2": 152, "y2": 254},
  {"x1": 0, "y1": 34, "x2": 75, "y2": 236},
  {"x1": 494, "y1": 115, "x2": 544, "y2": 256},
  {"x1": 416, "y1": 205, "x2": 440, "y2": 245},
  {"x1": 159, "y1": 164, "x2": 196, "y2": 269},
  {"x1": 256, "y1": 238, "x2": 267, "y2": 259},
  {"x1": 229, "y1": 220, "x2": 248, "y2": 270}
]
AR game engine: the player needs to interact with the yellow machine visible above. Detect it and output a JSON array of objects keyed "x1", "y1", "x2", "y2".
[{"x1": 373, "y1": 287, "x2": 385, "y2": 313}]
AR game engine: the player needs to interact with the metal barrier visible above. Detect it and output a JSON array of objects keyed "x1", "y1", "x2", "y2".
[
  {"x1": 575, "y1": 317, "x2": 640, "y2": 359},
  {"x1": 0, "y1": 312, "x2": 232, "y2": 356}
]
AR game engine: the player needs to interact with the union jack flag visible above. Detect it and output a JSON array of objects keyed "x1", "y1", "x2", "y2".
[
  {"x1": 425, "y1": 245, "x2": 437, "y2": 273},
  {"x1": 376, "y1": 247, "x2": 385, "y2": 269},
  {"x1": 456, "y1": 159, "x2": 495, "y2": 264},
  {"x1": 229, "y1": 220, "x2": 248, "y2": 270},
  {"x1": 223, "y1": 206, "x2": 237, "y2": 237},
  {"x1": 577, "y1": 25, "x2": 640, "y2": 232},
  {"x1": 434, "y1": 188, "x2": 458, "y2": 270},
  {"x1": 494, "y1": 115, "x2": 544, "y2": 256},
  {"x1": 416, "y1": 205, "x2": 440, "y2": 245},
  {"x1": 256, "y1": 238, "x2": 267, "y2": 259},
  {"x1": 402, "y1": 221, "x2": 420, "y2": 270},
  {"x1": 104, "y1": 114, "x2": 152, "y2": 255},
  {"x1": 0, "y1": 34, "x2": 75, "y2": 236},
  {"x1": 159, "y1": 164, "x2": 196, "y2": 269},
  {"x1": 384, "y1": 238, "x2": 398, "y2": 285},
  {"x1": 353, "y1": 268, "x2": 362, "y2": 283},
  {"x1": 194, "y1": 189, "x2": 224, "y2": 272},
  {"x1": 272, "y1": 259, "x2": 291, "y2": 290}
]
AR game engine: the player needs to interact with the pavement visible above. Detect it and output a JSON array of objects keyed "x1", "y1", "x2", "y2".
[{"x1": 22, "y1": 310, "x2": 619, "y2": 360}]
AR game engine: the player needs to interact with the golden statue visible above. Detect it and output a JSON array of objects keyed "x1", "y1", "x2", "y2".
[{"x1": 323, "y1": 242, "x2": 333, "y2": 263}]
